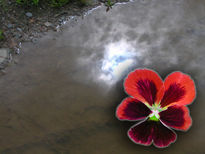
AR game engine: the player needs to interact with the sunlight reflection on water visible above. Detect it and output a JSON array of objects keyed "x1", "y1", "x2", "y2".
[{"x1": 99, "y1": 40, "x2": 140, "y2": 83}]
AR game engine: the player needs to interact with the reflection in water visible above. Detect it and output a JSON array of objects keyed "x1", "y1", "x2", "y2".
[
  {"x1": 99, "y1": 40, "x2": 139, "y2": 83},
  {"x1": 1, "y1": 0, "x2": 205, "y2": 153}
]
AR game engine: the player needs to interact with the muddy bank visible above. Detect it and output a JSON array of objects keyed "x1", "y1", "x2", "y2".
[{"x1": 0, "y1": 0, "x2": 129, "y2": 70}]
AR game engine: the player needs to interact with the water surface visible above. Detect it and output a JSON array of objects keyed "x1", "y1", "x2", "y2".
[{"x1": 0, "y1": 0, "x2": 205, "y2": 153}]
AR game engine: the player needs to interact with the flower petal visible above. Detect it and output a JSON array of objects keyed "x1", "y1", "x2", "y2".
[
  {"x1": 160, "y1": 72, "x2": 196, "y2": 108},
  {"x1": 124, "y1": 69, "x2": 164, "y2": 106},
  {"x1": 128, "y1": 120, "x2": 176, "y2": 148},
  {"x1": 128, "y1": 120, "x2": 153, "y2": 146},
  {"x1": 152, "y1": 121, "x2": 176, "y2": 148},
  {"x1": 116, "y1": 97, "x2": 152, "y2": 121},
  {"x1": 159, "y1": 105, "x2": 192, "y2": 131}
]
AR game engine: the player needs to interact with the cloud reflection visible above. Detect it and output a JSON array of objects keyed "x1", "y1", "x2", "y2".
[{"x1": 99, "y1": 40, "x2": 139, "y2": 83}]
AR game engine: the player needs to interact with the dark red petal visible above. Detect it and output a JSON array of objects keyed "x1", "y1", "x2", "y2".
[
  {"x1": 116, "y1": 97, "x2": 152, "y2": 121},
  {"x1": 160, "y1": 72, "x2": 196, "y2": 108},
  {"x1": 159, "y1": 105, "x2": 192, "y2": 131},
  {"x1": 128, "y1": 120, "x2": 176, "y2": 148},
  {"x1": 128, "y1": 120, "x2": 153, "y2": 146},
  {"x1": 124, "y1": 69, "x2": 164, "y2": 106},
  {"x1": 152, "y1": 122, "x2": 176, "y2": 148}
]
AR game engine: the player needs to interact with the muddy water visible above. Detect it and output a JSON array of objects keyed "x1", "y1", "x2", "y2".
[{"x1": 0, "y1": 0, "x2": 205, "y2": 153}]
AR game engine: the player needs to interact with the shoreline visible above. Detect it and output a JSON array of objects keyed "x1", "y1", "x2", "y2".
[{"x1": 0, "y1": 0, "x2": 129, "y2": 70}]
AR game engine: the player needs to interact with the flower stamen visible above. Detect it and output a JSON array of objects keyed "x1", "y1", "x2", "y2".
[{"x1": 149, "y1": 110, "x2": 160, "y2": 121}]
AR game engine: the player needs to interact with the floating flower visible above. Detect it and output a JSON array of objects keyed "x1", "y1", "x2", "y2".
[{"x1": 116, "y1": 69, "x2": 196, "y2": 148}]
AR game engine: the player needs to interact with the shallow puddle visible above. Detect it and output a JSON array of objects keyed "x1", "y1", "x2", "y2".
[{"x1": 0, "y1": 0, "x2": 205, "y2": 153}]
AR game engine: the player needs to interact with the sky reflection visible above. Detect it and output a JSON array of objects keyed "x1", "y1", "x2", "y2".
[{"x1": 99, "y1": 40, "x2": 140, "y2": 83}]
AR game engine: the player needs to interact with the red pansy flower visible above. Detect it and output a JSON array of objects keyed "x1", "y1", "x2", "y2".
[{"x1": 116, "y1": 69, "x2": 196, "y2": 148}]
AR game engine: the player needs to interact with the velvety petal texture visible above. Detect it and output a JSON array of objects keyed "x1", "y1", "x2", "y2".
[
  {"x1": 124, "y1": 69, "x2": 164, "y2": 106},
  {"x1": 152, "y1": 121, "x2": 176, "y2": 148},
  {"x1": 160, "y1": 72, "x2": 196, "y2": 107},
  {"x1": 116, "y1": 97, "x2": 152, "y2": 121},
  {"x1": 128, "y1": 120, "x2": 153, "y2": 146},
  {"x1": 128, "y1": 120, "x2": 176, "y2": 148},
  {"x1": 159, "y1": 105, "x2": 192, "y2": 131}
]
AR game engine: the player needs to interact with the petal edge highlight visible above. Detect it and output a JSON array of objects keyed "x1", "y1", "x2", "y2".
[
  {"x1": 128, "y1": 120, "x2": 176, "y2": 148},
  {"x1": 128, "y1": 120, "x2": 153, "y2": 146}
]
